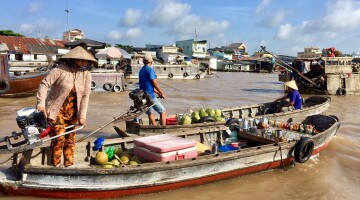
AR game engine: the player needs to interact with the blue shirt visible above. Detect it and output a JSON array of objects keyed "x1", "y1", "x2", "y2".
[
  {"x1": 139, "y1": 65, "x2": 156, "y2": 99},
  {"x1": 287, "y1": 90, "x2": 302, "y2": 109}
]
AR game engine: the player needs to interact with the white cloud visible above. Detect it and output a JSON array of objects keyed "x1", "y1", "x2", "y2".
[
  {"x1": 125, "y1": 28, "x2": 142, "y2": 39},
  {"x1": 320, "y1": 0, "x2": 360, "y2": 30},
  {"x1": 148, "y1": 0, "x2": 191, "y2": 26},
  {"x1": 276, "y1": 24, "x2": 293, "y2": 39},
  {"x1": 255, "y1": 0, "x2": 272, "y2": 16},
  {"x1": 107, "y1": 30, "x2": 123, "y2": 40},
  {"x1": 20, "y1": 24, "x2": 33, "y2": 34},
  {"x1": 34, "y1": 19, "x2": 60, "y2": 31},
  {"x1": 276, "y1": 0, "x2": 360, "y2": 42},
  {"x1": 121, "y1": 9, "x2": 142, "y2": 27},
  {"x1": 169, "y1": 15, "x2": 229, "y2": 38},
  {"x1": 209, "y1": 33, "x2": 228, "y2": 48},
  {"x1": 27, "y1": 3, "x2": 42, "y2": 14},
  {"x1": 261, "y1": 11, "x2": 285, "y2": 27}
]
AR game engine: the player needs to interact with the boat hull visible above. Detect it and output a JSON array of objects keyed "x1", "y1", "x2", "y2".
[
  {"x1": 0, "y1": 115, "x2": 340, "y2": 199},
  {"x1": 0, "y1": 72, "x2": 47, "y2": 97},
  {"x1": 91, "y1": 71, "x2": 126, "y2": 93},
  {"x1": 126, "y1": 64, "x2": 205, "y2": 79},
  {"x1": 125, "y1": 96, "x2": 331, "y2": 134}
]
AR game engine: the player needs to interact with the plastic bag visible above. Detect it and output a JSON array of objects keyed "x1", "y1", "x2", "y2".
[
  {"x1": 93, "y1": 137, "x2": 104, "y2": 151},
  {"x1": 105, "y1": 146, "x2": 115, "y2": 160}
]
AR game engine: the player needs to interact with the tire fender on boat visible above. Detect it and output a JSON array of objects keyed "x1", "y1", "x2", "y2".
[
  {"x1": 90, "y1": 80, "x2": 97, "y2": 90},
  {"x1": 195, "y1": 74, "x2": 200, "y2": 79},
  {"x1": 112, "y1": 84, "x2": 122, "y2": 92},
  {"x1": 337, "y1": 88, "x2": 346, "y2": 96},
  {"x1": 225, "y1": 118, "x2": 240, "y2": 131},
  {"x1": 168, "y1": 73, "x2": 174, "y2": 79},
  {"x1": 103, "y1": 83, "x2": 112, "y2": 91},
  {"x1": 0, "y1": 79, "x2": 10, "y2": 94},
  {"x1": 183, "y1": 72, "x2": 189, "y2": 77},
  {"x1": 294, "y1": 137, "x2": 314, "y2": 163}
]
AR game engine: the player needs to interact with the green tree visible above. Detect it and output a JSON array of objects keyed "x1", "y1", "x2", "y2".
[
  {"x1": 334, "y1": 50, "x2": 343, "y2": 57},
  {"x1": 0, "y1": 30, "x2": 24, "y2": 37},
  {"x1": 115, "y1": 43, "x2": 133, "y2": 48}
]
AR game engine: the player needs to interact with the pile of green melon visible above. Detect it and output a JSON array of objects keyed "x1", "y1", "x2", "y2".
[
  {"x1": 94, "y1": 147, "x2": 146, "y2": 168},
  {"x1": 179, "y1": 108, "x2": 225, "y2": 125}
]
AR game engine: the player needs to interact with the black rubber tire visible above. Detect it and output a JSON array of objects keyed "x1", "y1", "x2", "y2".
[
  {"x1": 103, "y1": 83, "x2": 112, "y2": 91},
  {"x1": 341, "y1": 88, "x2": 346, "y2": 96},
  {"x1": 329, "y1": 115, "x2": 339, "y2": 122},
  {"x1": 168, "y1": 73, "x2": 174, "y2": 79},
  {"x1": 90, "y1": 80, "x2": 97, "y2": 90},
  {"x1": 112, "y1": 84, "x2": 122, "y2": 92},
  {"x1": 337, "y1": 88, "x2": 346, "y2": 96},
  {"x1": 198, "y1": 116, "x2": 215, "y2": 123},
  {"x1": 0, "y1": 79, "x2": 10, "y2": 94},
  {"x1": 195, "y1": 74, "x2": 200, "y2": 79},
  {"x1": 183, "y1": 72, "x2": 189, "y2": 77},
  {"x1": 225, "y1": 118, "x2": 239, "y2": 131},
  {"x1": 294, "y1": 137, "x2": 314, "y2": 163}
]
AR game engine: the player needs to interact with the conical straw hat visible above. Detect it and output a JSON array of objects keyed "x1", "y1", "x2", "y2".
[
  {"x1": 284, "y1": 80, "x2": 298, "y2": 90},
  {"x1": 59, "y1": 46, "x2": 98, "y2": 64}
]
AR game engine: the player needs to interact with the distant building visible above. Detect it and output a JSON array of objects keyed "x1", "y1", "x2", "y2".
[
  {"x1": 63, "y1": 29, "x2": 85, "y2": 42},
  {"x1": 297, "y1": 47, "x2": 322, "y2": 58},
  {"x1": 176, "y1": 39, "x2": 208, "y2": 58},
  {"x1": 228, "y1": 43, "x2": 247, "y2": 60},
  {"x1": 0, "y1": 35, "x2": 65, "y2": 61}
]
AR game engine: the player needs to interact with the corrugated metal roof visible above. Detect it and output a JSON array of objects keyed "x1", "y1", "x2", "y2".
[{"x1": 0, "y1": 35, "x2": 65, "y2": 54}]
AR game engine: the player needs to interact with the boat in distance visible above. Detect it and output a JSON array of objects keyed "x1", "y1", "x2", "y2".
[{"x1": 0, "y1": 55, "x2": 49, "y2": 98}]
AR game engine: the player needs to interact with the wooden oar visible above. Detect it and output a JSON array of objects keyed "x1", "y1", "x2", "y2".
[{"x1": 260, "y1": 46, "x2": 320, "y2": 89}]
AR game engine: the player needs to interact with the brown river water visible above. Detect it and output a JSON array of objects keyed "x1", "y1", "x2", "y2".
[{"x1": 0, "y1": 72, "x2": 359, "y2": 200}]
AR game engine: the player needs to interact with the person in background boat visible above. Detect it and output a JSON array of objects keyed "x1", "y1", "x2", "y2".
[
  {"x1": 274, "y1": 80, "x2": 302, "y2": 112},
  {"x1": 139, "y1": 53, "x2": 167, "y2": 125},
  {"x1": 36, "y1": 46, "x2": 97, "y2": 167}
]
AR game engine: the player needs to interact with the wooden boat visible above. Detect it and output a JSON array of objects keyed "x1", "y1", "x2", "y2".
[
  {"x1": 125, "y1": 96, "x2": 331, "y2": 134},
  {"x1": 127, "y1": 64, "x2": 206, "y2": 79},
  {"x1": 0, "y1": 55, "x2": 48, "y2": 97},
  {"x1": 90, "y1": 68, "x2": 126, "y2": 93},
  {"x1": 275, "y1": 53, "x2": 360, "y2": 95},
  {"x1": 0, "y1": 114, "x2": 340, "y2": 198}
]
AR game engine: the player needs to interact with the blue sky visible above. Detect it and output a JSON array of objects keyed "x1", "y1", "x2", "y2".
[{"x1": 1, "y1": 0, "x2": 360, "y2": 56}]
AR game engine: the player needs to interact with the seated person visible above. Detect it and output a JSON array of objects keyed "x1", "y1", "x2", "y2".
[{"x1": 274, "y1": 80, "x2": 302, "y2": 112}]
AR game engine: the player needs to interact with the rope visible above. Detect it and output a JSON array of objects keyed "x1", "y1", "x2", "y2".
[
  {"x1": 278, "y1": 144, "x2": 287, "y2": 171},
  {"x1": 0, "y1": 154, "x2": 15, "y2": 164}
]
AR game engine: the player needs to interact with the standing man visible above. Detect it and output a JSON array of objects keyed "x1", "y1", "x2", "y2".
[
  {"x1": 139, "y1": 54, "x2": 166, "y2": 125},
  {"x1": 274, "y1": 80, "x2": 302, "y2": 112}
]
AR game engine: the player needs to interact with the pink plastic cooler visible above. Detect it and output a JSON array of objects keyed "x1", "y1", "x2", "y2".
[{"x1": 134, "y1": 134, "x2": 198, "y2": 162}]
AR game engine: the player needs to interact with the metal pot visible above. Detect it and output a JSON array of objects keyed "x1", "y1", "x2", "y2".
[{"x1": 275, "y1": 129, "x2": 282, "y2": 138}]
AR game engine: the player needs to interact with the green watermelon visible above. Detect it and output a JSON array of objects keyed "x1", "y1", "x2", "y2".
[
  {"x1": 214, "y1": 116, "x2": 226, "y2": 122},
  {"x1": 180, "y1": 115, "x2": 192, "y2": 125},
  {"x1": 192, "y1": 114, "x2": 201, "y2": 123},
  {"x1": 214, "y1": 109, "x2": 222, "y2": 117},
  {"x1": 199, "y1": 109, "x2": 208, "y2": 118},
  {"x1": 191, "y1": 111, "x2": 199, "y2": 118},
  {"x1": 206, "y1": 108, "x2": 215, "y2": 117}
]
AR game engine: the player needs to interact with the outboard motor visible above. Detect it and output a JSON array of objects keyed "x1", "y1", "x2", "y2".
[
  {"x1": 129, "y1": 89, "x2": 154, "y2": 111},
  {"x1": 15, "y1": 107, "x2": 50, "y2": 145}
]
